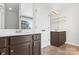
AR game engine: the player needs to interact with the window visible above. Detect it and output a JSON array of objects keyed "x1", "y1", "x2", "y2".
[{"x1": 21, "y1": 16, "x2": 32, "y2": 29}]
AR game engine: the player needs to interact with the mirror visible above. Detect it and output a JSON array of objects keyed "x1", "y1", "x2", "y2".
[
  {"x1": 0, "y1": 3, "x2": 33, "y2": 29},
  {"x1": 5, "y1": 3, "x2": 19, "y2": 29}
]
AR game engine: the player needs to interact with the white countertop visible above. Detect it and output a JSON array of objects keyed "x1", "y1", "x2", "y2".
[
  {"x1": 0, "y1": 32, "x2": 41, "y2": 37},
  {"x1": 0, "y1": 29, "x2": 41, "y2": 37},
  {"x1": 50, "y1": 30, "x2": 66, "y2": 32}
]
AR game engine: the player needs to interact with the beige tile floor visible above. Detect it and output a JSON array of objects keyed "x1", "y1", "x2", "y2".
[{"x1": 41, "y1": 44, "x2": 79, "y2": 55}]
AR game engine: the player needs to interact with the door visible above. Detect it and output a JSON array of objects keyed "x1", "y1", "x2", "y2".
[
  {"x1": 59, "y1": 32, "x2": 66, "y2": 45},
  {"x1": 33, "y1": 40, "x2": 41, "y2": 55},
  {"x1": 10, "y1": 42, "x2": 32, "y2": 55},
  {"x1": 51, "y1": 32, "x2": 59, "y2": 47}
]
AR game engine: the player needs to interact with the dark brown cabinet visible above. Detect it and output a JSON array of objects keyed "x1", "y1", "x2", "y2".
[
  {"x1": 10, "y1": 35, "x2": 32, "y2": 45},
  {"x1": 33, "y1": 34, "x2": 41, "y2": 55},
  {"x1": 0, "y1": 34, "x2": 41, "y2": 55},
  {"x1": 10, "y1": 35, "x2": 32, "y2": 55},
  {"x1": 10, "y1": 42, "x2": 32, "y2": 55},
  {"x1": 0, "y1": 37, "x2": 9, "y2": 55},
  {"x1": 59, "y1": 32, "x2": 66, "y2": 45},
  {"x1": 0, "y1": 48, "x2": 9, "y2": 55},
  {"x1": 0, "y1": 37, "x2": 9, "y2": 48},
  {"x1": 33, "y1": 40, "x2": 41, "y2": 55},
  {"x1": 51, "y1": 31, "x2": 66, "y2": 47}
]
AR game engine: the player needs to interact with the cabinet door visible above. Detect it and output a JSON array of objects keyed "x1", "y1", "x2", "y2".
[
  {"x1": 59, "y1": 32, "x2": 66, "y2": 45},
  {"x1": 10, "y1": 42, "x2": 32, "y2": 55},
  {"x1": 51, "y1": 32, "x2": 59, "y2": 47},
  {"x1": 33, "y1": 40, "x2": 41, "y2": 55},
  {"x1": 0, "y1": 37, "x2": 9, "y2": 48}
]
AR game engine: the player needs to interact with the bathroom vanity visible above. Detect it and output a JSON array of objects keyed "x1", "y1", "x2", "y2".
[
  {"x1": 0, "y1": 3, "x2": 41, "y2": 55},
  {"x1": 0, "y1": 33, "x2": 41, "y2": 55}
]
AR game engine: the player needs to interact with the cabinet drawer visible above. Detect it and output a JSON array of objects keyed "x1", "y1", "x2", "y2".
[
  {"x1": 33, "y1": 34, "x2": 41, "y2": 40},
  {"x1": 0, "y1": 38, "x2": 9, "y2": 48},
  {"x1": 10, "y1": 35, "x2": 32, "y2": 45}
]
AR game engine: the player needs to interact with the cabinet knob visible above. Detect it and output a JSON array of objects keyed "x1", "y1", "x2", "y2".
[{"x1": 11, "y1": 50, "x2": 14, "y2": 52}]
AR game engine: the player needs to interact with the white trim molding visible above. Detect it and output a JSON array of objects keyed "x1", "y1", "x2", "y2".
[{"x1": 65, "y1": 42, "x2": 79, "y2": 47}]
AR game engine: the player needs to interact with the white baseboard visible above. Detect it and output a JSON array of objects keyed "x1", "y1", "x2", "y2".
[{"x1": 65, "y1": 42, "x2": 79, "y2": 47}]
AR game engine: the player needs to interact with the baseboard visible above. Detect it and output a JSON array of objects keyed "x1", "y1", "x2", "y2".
[{"x1": 65, "y1": 42, "x2": 79, "y2": 47}]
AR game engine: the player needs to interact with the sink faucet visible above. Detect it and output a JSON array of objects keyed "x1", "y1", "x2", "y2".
[{"x1": 16, "y1": 29, "x2": 22, "y2": 33}]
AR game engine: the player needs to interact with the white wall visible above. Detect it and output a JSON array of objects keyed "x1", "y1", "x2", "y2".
[
  {"x1": 34, "y1": 4, "x2": 50, "y2": 48},
  {"x1": 50, "y1": 3, "x2": 79, "y2": 46},
  {"x1": 21, "y1": 3, "x2": 33, "y2": 17}
]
